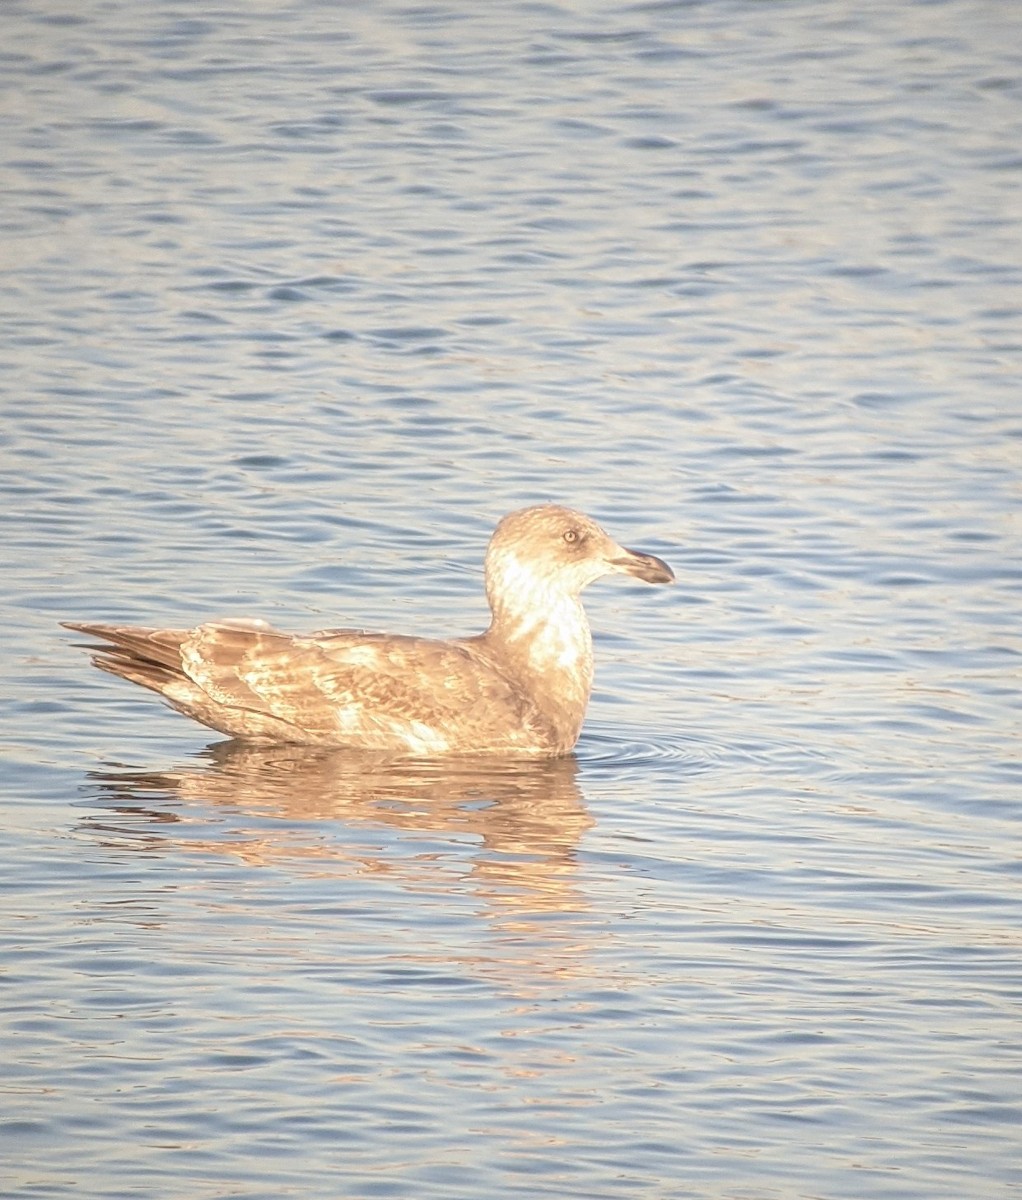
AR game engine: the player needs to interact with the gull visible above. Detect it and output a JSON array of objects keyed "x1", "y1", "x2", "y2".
[{"x1": 63, "y1": 504, "x2": 674, "y2": 755}]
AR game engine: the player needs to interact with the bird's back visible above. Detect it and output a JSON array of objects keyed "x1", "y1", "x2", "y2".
[{"x1": 65, "y1": 620, "x2": 567, "y2": 754}]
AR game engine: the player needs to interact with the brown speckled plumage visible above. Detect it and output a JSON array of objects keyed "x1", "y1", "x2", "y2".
[{"x1": 63, "y1": 505, "x2": 673, "y2": 755}]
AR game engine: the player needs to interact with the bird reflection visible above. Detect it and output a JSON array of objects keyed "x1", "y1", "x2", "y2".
[{"x1": 80, "y1": 741, "x2": 594, "y2": 933}]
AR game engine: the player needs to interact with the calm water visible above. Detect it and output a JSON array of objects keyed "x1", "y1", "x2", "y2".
[{"x1": 2, "y1": 1, "x2": 1021, "y2": 1197}]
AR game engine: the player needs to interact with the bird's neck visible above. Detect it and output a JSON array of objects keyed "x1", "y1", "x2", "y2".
[{"x1": 483, "y1": 584, "x2": 594, "y2": 750}]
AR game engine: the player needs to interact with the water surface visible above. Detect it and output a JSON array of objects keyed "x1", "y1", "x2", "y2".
[{"x1": 2, "y1": 1, "x2": 1020, "y2": 1197}]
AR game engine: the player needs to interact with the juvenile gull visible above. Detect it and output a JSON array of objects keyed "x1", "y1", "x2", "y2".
[{"x1": 63, "y1": 504, "x2": 674, "y2": 755}]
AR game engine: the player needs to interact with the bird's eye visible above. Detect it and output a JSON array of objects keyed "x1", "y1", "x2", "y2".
[{"x1": 563, "y1": 528, "x2": 579, "y2": 544}]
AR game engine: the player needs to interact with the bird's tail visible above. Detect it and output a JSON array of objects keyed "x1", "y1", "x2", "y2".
[{"x1": 61, "y1": 621, "x2": 189, "y2": 696}]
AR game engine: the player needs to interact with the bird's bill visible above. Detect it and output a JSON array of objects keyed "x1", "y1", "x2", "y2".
[{"x1": 609, "y1": 547, "x2": 675, "y2": 584}]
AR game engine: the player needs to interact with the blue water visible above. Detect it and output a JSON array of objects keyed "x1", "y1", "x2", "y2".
[{"x1": 2, "y1": 1, "x2": 1020, "y2": 1197}]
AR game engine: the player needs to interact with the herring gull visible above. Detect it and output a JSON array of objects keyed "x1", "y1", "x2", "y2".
[{"x1": 63, "y1": 504, "x2": 674, "y2": 755}]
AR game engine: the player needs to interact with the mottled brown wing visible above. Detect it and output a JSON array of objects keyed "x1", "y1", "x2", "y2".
[
  {"x1": 180, "y1": 624, "x2": 542, "y2": 750},
  {"x1": 314, "y1": 631, "x2": 542, "y2": 750}
]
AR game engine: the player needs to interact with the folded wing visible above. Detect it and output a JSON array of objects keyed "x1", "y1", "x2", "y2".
[{"x1": 65, "y1": 620, "x2": 546, "y2": 752}]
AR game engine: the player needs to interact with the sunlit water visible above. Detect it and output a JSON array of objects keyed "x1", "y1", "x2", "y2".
[{"x1": 2, "y1": 1, "x2": 1020, "y2": 1197}]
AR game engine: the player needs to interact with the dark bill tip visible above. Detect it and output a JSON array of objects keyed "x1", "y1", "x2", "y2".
[{"x1": 612, "y1": 548, "x2": 675, "y2": 585}]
